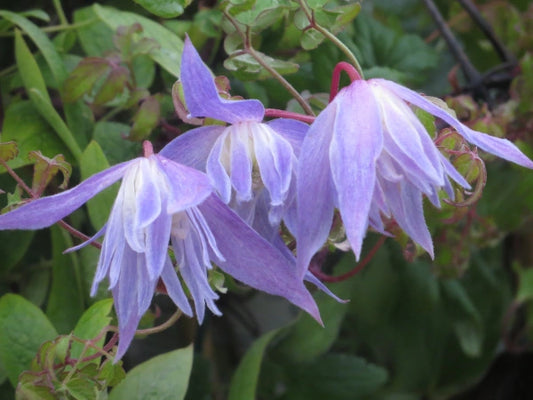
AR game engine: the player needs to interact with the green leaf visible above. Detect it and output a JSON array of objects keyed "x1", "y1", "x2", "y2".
[
  {"x1": 80, "y1": 141, "x2": 117, "y2": 230},
  {"x1": 224, "y1": 51, "x2": 298, "y2": 80},
  {"x1": 109, "y1": 345, "x2": 193, "y2": 400},
  {"x1": 134, "y1": 0, "x2": 192, "y2": 18},
  {"x1": 0, "y1": 294, "x2": 58, "y2": 386},
  {"x1": 73, "y1": 7, "x2": 115, "y2": 57},
  {"x1": 0, "y1": 101, "x2": 70, "y2": 171},
  {"x1": 28, "y1": 88, "x2": 83, "y2": 162},
  {"x1": 63, "y1": 378, "x2": 95, "y2": 400},
  {"x1": 130, "y1": 96, "x2": 160, "y2": 141},
  {"x1": 228, "y1": 329, "x2": 280, "y2": 400},
  {"x1": 516, "y1": 265, "x2": 533, "y2": 302},
  {"x1": 14, "y1": 29, "x2": 50, "y2": 102},
  {"x1": 350, "y1": 12, "x2": 438, "y2": 85},
  {"x1": 71, "y1": 299, "x2": 113, "y2": 360},
  {"x1": 92, "y1": 121, "x2": 141, "y2": 165},
  {"x1": 93, "y1": 67, "x2": 130, "y2": 106},
  {"x1": 93, "y1": 4, "x2": 184, "y2": 77},
  {"x1": 300, "y1": 28, "x2": 324, "y2": 50},
  {"x1": 63, "y1": 57, "x2": 111, "y2": 103},
  {"x1": 14, "y1": 30, "x2": 82, "y2": 161},
  {"x1": 0, "y1": 11, "x2": 68, "y2": 85},
  {"x1": 46, "y1": 226, "x2": 84, "y2": 334},
  {"x1": 274, "y1": 253, "x2": 356, "y2": 363},
  {"x1": 441, "y1": 280, "x2": 484, "y2": 357},
  {"x1": 284, "y1": 354, "x2": 388, "y2": 400},
  {"x1": 0, "y1": 230, "x2": 35, "y2": 274}
]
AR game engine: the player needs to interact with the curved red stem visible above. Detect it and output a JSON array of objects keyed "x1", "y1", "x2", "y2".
[
  {"x1": 329, "y1": 61, "x2": 362, "y2": 102},
  {"x1": 264, "y1": 108, "x2": 316, "y2": 124},
  {"x1": 311, "y1": 236, "x2": 386, "y2": 283}
]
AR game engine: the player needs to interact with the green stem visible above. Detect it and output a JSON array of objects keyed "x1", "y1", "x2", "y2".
[
  {"x1": 0, "y1": 20, "x2": 95, "y2": 38},
  {"x1": 297, "y1": 0, "x2": 364, "y2": 79},
  {"x1": 223, "y1": 8, "x2": 315, "y2": 116},
  {"x1": 52, "y1": 0, "x2": 68, "y2": 26},
  {"x1": 247, "y1": 46, "x2": 315, "y2": 115},
  {"x1": 135, "y1": 310, "x2": 183, "y2": 335}
]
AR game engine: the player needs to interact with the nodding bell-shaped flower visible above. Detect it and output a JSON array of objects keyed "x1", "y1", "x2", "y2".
[
  {"x1": 296, "y1": 70, "x2": 533, "y2": 276},
  {"x1": 0, "y1": 141, "x2": 320, "y2": 360},
  {"x1": 160, "y1": 37, "x2": 308, "y2": 231}
]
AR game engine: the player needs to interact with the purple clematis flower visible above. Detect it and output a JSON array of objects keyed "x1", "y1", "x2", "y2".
[
  {"x1": 0, "y1": 142, "x2": 320, "y2": 360},
  {"x1": 296, "y1": 77, "x2": 533, "y2": 275},
  {"x1": 160, "y1": 37, "x2": 307, "y2": 231}
]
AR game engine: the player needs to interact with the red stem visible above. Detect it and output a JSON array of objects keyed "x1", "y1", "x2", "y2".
[
  {"x1": 329, "y1": 61, "x2": 362, "y2": 102},
  {"x1": 264, "y1": 108, "x2": 315, "y2": 124},
  {"x1": 311, "y1": 236, "x2": 386, "y2": 283}
]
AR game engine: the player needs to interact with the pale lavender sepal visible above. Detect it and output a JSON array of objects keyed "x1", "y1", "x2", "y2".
[
  {"x1": 330, "y1": 81, "x2": 383, "y2": 260},
  {"x1": 181, "y1": 37, "x2": 264, "y2": 124},
  {"x1": 112, "y1": 245, "x2": 141, "y2": 361},
  {"x1": 144, "y1": 196, "x2": 172, "y2": 280},
  {"x1": 160, "y1": 257, "x2": 193, "y2": 317},
  {"x1": 159, "y1": 125, "x2": 225, "y2": 171},
  {"x1": 253, "y1": 124, "x2": 293, "y2": 206},
  {"x1": 376, "y1": 79, "x2": 533, "y2": 169},
  {"x1": 0, "y1": 160, "x2": 133, "y2": 230},
  {"x1": 199, "y1": 194, "x2": 322, "y2": 323},
  {"x1": 206, "y1": 132, "x2": 232, "y2": 203},
  {"x1": 157, "y1": 156, "x2": 213, "y2": 213},
  {"x1": 229, "y1": 131, "x2": 253, "y2": 202},
  {"x1": 381, "y1": 178, "x2": 434, "y2": 257},
  {"x1": 375, "y1": 84, "x2": 444, "y2": 188},
  {"x1": 64, "y1": 223, "x2": 106, "y2": 253},
  {"x1": 296, "y1": 103, "x2": 337, "y2": 278},
  {"x1": 267, "y1": 118, "x2": 308, "y2": 157}
]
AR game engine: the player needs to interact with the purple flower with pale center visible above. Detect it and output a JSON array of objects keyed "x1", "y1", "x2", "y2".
[
  {"x1": 0, "y1": 142, "x2": 320, "y2": 360},
  {"x1": 296, "y1": 77, "x2": 533, "y2": 275},
  {"x1": 160, "y1": 37, "x2": 307, "y2": 230}
]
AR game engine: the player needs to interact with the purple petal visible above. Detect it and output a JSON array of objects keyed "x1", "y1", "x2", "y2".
[
  {"x1": 229, "y1": 127, "x2": 253, "y2": 202},
  {"x1": 144, "y1": 196, "x2": 172, "y2": 280},
  {"x1": 113, "y1": 245, "x2": 141, "y2": 361},
  {"x1": 0, "y1": 160, "x2": 133, "y2": 230},
  {"x1": 304, "y1": 272, "x2": 347, "y2": 303},
  {"x1": 331, "y1": 81, "x2": 383, "y2": 260},
  {"x1": 93, "y1": 187, "x2": 126, "y2": 294},
  {"x1": 174, "y1": 230, "x2": 220, "y2": 322},
  {"x1": 296, "y1": 103, "x2": 337, "y2": 277},
  {"x1": 206, "y1": 133, "x2": 232, "y2": 203},
  {"x1": 381, "y1": 178, "x2": 434, "y2": 257},
  {"x1": 159, "y1": 125, "x2": 225, "y2": 170},
  {"x1": 371, "y1": 83, "x2": 444, "y2": 188},
  {"x1": 136, "y1": 254, "x2": 157, "y2": 314},
  {"x1": 440, "y1": 154, "x2": 471, "y2": 189},
  {"x1": 267, "y1": 118, "x2": 309, "y2": 157},
  {"x1": 157, "y1": 156, "x2": 213, "y2": 213},
  {"x1": 123, "y1": 161, "x2": 162, "y2": 252},
  {"x1": 198, "y1": 194, "x2": 322, "y2": 323},
  {"x1": 64, "y1": 223, "x2": 106, "y2": 253},
  {"x1": 181, "y1": 37, "x2": 264, "y2": 124},
  {"x1": 376, "y1": 79, "x2": 533, "y2": 169},
  {"x1": 160, "y1": 257, "x2": 193, "y2": 317},
  {"x1": 253, "y1": 123, "x2": 293, "y2": 206}
]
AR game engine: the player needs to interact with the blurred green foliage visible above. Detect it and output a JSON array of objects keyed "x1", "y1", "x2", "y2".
[{"x1": 0, "y1": 0, "x2": 533, "y2": 399}]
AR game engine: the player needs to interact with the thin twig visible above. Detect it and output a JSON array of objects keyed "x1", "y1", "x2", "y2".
[
  {"x1": 457, "y1": 0, "x2": 516, "y2": 64},
  {"x1": 135, "y1": 309, "x2": 183, "y2": 335},
  {"x1": 311, "y1": 236, "x2": 387, "y2": 283},
  {"x1": 422, "y1": 0, "x2": 485, "y2": 96},
  {"x1": 223, "y1": 8, "x2": 315, "y2": 116},
  {"x1": 297, "y1": 0, "x2": 364, "y2": 79}
]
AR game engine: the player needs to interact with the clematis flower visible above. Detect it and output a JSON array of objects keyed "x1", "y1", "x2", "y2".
[
  {"x1": 0, "y1": 142, "x2": 320, "y2": 360},
  {"x1": 160, "y1": 37, "x2": 308, "y2": 231},
  {"x1": 296, "y1": 75, "x2": 533, "y2": 275}
]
